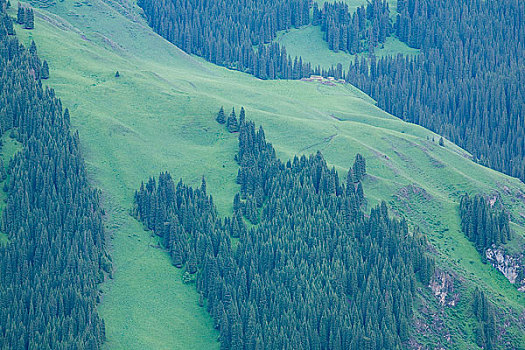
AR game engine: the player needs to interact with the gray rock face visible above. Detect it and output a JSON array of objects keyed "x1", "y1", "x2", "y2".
[
  {"x1": 486, "y1": 247, "x2": 525, "y2": 292},
  {"x1": 429, "y1": 270, "x2": 459, "y2": 306}
]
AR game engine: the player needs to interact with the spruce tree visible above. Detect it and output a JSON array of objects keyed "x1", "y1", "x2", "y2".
[
  {"x1": 3, "y1": 14, "x2": 14, "y2": 35},
  {"x1": 227, "y1": 108, "x2": 239, "y2": 133},
  {"x1": 16, "y1": 3, "x2": 24, "y2": 24},
  {"x1": 24, "y1": 8, "x2": 33, "y2": 29},
  {"x1": 216, "y1": 106, "x2": 226, "y2": 124},
  {"x1": 352, "y1": 153, "x2": 366, "y2": 182},
  {"x1": 41, "y1": 60, "x2": 49, "y2": 79},
  {"x1": 239, "y1": 107, "x2": 246, "y2": 126}
]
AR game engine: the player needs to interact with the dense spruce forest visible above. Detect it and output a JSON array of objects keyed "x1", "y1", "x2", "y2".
[
  {"x1": 138, "y1": 0, "x2": 314, "y2": 79},
  {"x1": 137, "y1": 0, "x2": 394, "y2": 79},
  {"x1": 345, "y1": 0, "x2": 525, "y2": 182},
  {"x1": 0, "y1": 1, "x2": 109, "y2": 348},
  {"x1": 134, "y1": 109, "x2": 435, "y2": 349},
  {"x1": 459, "y1": 194, "x2": 511, "y2": 255},
  {"x1": 312, "y1": 0, "x2": 391, "y2": 54}
]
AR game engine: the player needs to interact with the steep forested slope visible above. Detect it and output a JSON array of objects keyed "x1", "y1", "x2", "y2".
[
  {"x1": 138, "y1": 0, "x2": 313, "y2": 79},
  {"x1": 460, "y1": 194, "x2": 511, "y2": 254},
  {"x1": 9, "y1": 0, "x2": 525, "y2": 348},
  {"x1": 134, "y1": 117, "x2": 434, "y2": 349},
  {"x1": 0, "y1": 1, "x2": 109, "y2": 348}
]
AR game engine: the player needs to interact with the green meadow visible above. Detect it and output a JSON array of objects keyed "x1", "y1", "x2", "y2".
[
  {"x1": 276, "y1": 25, "x2": 418, "y2": 70},
  {"x1": 9, "y1": 0, "x2": 525, "y2": 348},
  {"x1": 0, "y1": 132, "x2": 22, "y2": 245}
]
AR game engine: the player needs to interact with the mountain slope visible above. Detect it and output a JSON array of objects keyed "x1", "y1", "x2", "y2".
[{"x1": 12, "y1": 0, "x2": 525, "y2": 348}]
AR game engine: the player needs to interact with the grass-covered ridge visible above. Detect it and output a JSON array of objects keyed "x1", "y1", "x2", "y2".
[{"x1": 12, "y1": 0, "x2": 525, "y2": 348}]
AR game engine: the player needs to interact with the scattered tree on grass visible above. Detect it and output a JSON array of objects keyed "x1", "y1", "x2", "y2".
[
  {"x1": 41, "y1": 60, "x2": 49, "y2": 79},
  {"x1": 23, "y1": 8, "x2": 33, "y2": 29},
  {"x1": 226, "y1": 108, "x2": 239, "y2": 133},
  {"x1": 352, "y1": 153, "x2": 366, "y2": 182},
  {"x1": 216, "y1": 106, "x2": 226, "y2": 124},
  {"x1": 238, "y1": 107, "x2": 245, "y2": 126}
]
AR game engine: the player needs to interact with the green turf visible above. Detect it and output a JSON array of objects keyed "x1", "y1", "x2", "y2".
[
  {"x1": 0, "y1": 131, "x2": 22, "y2": 235},
  {"x1": 314, "y1": 0, "x2": 368, "y2": 13},
  {"x1": 275, "y1": 25, "x2": 419, "y2": 70},
  {"x1": 0, "y1": 132, "x2": 22, "y2": 162},
  {"x1": 11, "y1": 0, "x2": 525, "y2": 348},
  {"x1": 314, "y1": 0, "x2": 399, "y2": 16}
]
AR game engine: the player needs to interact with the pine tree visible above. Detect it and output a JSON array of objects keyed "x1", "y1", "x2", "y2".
[
  {"x1": 24, "y1": 8, "x2": 33, "y2": 30},
  {"x1": 41, "y1": 60, "x2": 49, "y2": 79},
  {"x1": 353, "y1": 153, "x2": 366, "y2": 182},
  {"x1": 227, "y1": 108, "x2": 239, "y2": 133},
  {"x1": 216, "y1": 106, "x2": 226, "y2": 124},
  {"x1": 239, "y1": 107, "x2": 246, "y2": 126},
  {"x1": 16, "y1": 3, "x2": 24, "y2": 24},
  {"x1": 3, "y1": 13, "x2": 14, "y2": 35}
]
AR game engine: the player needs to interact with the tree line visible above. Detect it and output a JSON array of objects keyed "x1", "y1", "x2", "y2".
[
  {"x1": 133, "y1": 107, "x2": 435, "y2": 349},
  {"x1": 138, "y1": 0, "x2": 314, "y2": 79},
  {"x1": 345, "y1": 0, "x2": 525, "y2": 182},
  {"x1": 0, "y1": 2, "x2": 109, "y2": 348}
]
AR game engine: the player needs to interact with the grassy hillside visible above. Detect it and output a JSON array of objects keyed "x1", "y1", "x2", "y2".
[
  {"x1": 314, "y1": 0, "x2": 368, "y2": 13},
  {"x1": 313, "y1": 0, "x2": 399, "y2": 16},
  {"x1": 12, "y1": 0, "x2": 525, "y2": 348}
]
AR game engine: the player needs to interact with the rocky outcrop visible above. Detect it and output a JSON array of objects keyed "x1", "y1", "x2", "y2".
[
  {"x1": 429, "y1": 270, "x2": 459, "y2": 306},
  {"x1": 486, "y1": 248, "x2": 525, "y2": 292}
]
